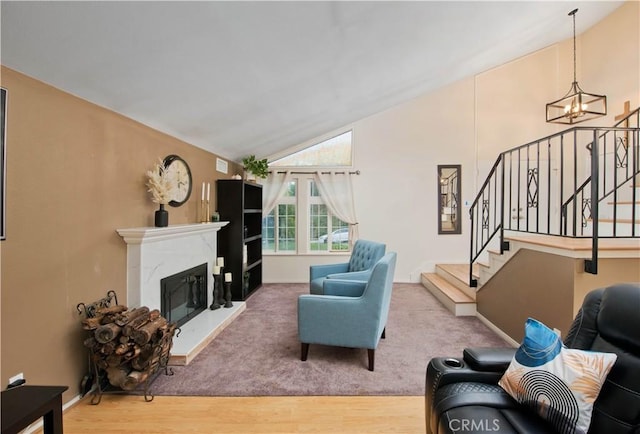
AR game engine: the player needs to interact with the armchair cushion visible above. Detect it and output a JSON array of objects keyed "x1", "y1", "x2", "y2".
[
  {"x1": 310, "y1": 262, "x2": 349, "y2": 281},
  {"x1": 498, "y1": 318, "x2": 617, "y2": 434},
  {"x1": 309, "y1": 239, "x2": 386, "y2": 295},
  {"x1": 321, "y1": 279, "x2": 367, "y2": 297}
]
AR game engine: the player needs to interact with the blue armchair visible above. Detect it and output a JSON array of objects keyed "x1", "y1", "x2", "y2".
[
  {"x1": 298, "y1": 252, "x2": 397, "y2": 371},
  {"x1": 309, "y1": 239, "x2": 386, "y2": 295}
]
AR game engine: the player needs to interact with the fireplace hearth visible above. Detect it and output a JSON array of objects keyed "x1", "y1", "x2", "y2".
[{"x1": 161, "y1": 263, "x2": 208, "y2": 328}]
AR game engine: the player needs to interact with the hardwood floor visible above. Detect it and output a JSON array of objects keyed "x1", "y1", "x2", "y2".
[{"x1": 54, "y1": 395, "x2": 425, "y2": 433}]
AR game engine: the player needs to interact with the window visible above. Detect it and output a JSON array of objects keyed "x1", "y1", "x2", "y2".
[
  {"x1": 262, "y1": 177, "x2": 349, "y2": 254},
  {"x1": 309, "y1": 181, "x2": 349, "y2": 251},
  {"x1": 263, "y1": 130, "x2": 353, "y2": 254},
  {"x1": 262, "y1": 181, "x2": 297, "y2": 252},
  {"x1": 270, "y1": 131, "x2": 352, "y2": 167}
]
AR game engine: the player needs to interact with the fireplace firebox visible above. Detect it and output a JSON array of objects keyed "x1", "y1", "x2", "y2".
[{"x1": 161, "y1": 263, "x2": 208, "y2": 327}]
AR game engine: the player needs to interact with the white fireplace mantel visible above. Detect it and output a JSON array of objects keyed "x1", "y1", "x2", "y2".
[
  {"x1": 116, "y1": 222, "x2": 228, "y2": 309},
  {"x1": 117, "y1": 222, "x2": 228, "y2": 244}
]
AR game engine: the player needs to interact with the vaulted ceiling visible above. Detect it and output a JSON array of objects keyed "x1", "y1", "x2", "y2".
[{"x1": 0, "y1": 1, "x2": 623, "y2": 162}]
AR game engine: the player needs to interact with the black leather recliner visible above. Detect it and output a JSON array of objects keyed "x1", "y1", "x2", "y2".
[{"x1": 425, "y1": 283, "x2": 640, "y2": 434}]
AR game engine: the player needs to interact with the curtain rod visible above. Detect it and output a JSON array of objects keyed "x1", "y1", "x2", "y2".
[{"x1": 272, "y1": 170, "x2": 361, "y2": 175}]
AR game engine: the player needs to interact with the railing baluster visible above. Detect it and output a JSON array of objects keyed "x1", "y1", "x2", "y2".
[
  {"x1": 536, "y1": 141, "x2": 540, "y2": 233},
  {"x1": 526, "y1": 147, "x2": 530, "y2": 233},
  {"x1": 517, "y1": 148, "x2": 521, "y2": 232},
  {"x1": 509, "y1": 152, "x2": 513, "y2": 231},
  {"x1": 612, "y1": 132, "x2": 617, "y2": 237},
  {"x1": 547, "y1": 139, "x2": 551, "y2": 234},
  {"x1": 560, "y1": 134, "x2": 565, "y2": 235},
  {"x1": 633, "y1": 130, "x2": 638, "y2": 237},
  {"x1": 500, "y1": 159, "x2": 505, "y2": 254},
  {"x1": 493, "y1": 166, "x2": 497, "y2": 231},
  {"x1": 573, "y1": 130, "x2": 578, "y2": 237}
]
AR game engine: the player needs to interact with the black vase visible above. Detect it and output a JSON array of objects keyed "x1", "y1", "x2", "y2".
[{"x1": 155, "y1": 204, "x2": 168, "y2": 227}]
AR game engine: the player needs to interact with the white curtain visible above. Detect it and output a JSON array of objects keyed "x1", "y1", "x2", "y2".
[
  {"x1": 262, "y1": 170, "x2": 292, "y2": 215},
  {"x1": 313, "y1": 171, "x2": 359, "y2": 243}
]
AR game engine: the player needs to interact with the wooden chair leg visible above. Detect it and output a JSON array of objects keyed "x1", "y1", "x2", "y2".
[
  {"x1": 367, "y1": 349, "x2": 375, "y2": 371},
  {"x1": 301, "y1": 343, "x2": 309, "y2": 361}
]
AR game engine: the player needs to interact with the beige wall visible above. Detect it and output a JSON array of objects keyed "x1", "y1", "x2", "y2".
[
  {"x1": 572, "y1": 258, "x2": 640, "y2": 314},
  {"x1": 478, "y1": 249, "x2": 640, "y2": 342},
  {"x1": 477, "y1": 250, "x2": 575, "y2": 342},
  {"x1": 0, "y1": 67, "x2": 240, "y2": 401},
  {"x1": 581, "y1": 1, "x2": 640, "y2": 121}
]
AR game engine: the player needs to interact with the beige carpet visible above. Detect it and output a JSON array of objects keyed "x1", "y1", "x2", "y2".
[{"x1": 151, "y1": 283, "x2": 509, "y2": 396}]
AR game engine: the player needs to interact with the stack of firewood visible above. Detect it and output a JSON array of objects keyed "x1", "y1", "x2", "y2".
[{"x1": 82, "y1": 305, "x2": 177, "y2": 391}]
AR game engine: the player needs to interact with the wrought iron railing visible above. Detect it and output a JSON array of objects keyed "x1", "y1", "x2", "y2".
[{"x1": 469, "y1": 108, "x2": 640, "y2": 287}]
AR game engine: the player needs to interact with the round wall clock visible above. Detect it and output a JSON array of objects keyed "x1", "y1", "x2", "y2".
[{"x1": 163, "y1": 154, "x2": 192, "y2": 207}]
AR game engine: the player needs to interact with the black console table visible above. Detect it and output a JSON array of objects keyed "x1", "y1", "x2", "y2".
[{"x1": 1, "y1": 385, "x2": 68, "y2": 434}]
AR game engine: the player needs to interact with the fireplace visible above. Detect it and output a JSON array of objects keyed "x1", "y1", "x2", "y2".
[
  {"x1": 161, "y1": 263, "x2": 208, "y2": 327},
  {"x1": 117, "y1": 223, "x2": 247, "y2": 365}
]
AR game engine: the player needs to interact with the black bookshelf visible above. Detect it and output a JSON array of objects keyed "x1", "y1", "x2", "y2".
[{"x1": 216, "y1": 180, "x2": 263, "y2": 300}]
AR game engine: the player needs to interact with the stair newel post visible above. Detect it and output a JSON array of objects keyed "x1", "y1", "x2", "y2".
[
  {"x1": 469, "y1": 204, "x2": 476, "y2": 287},
  {"x1": 585, "y1": 129, "x2": 600, "y2": 274}
]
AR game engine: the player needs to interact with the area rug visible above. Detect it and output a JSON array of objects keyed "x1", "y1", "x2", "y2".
[{"x1": 151, "y1": 283, "x2": 509, "y2": 396}]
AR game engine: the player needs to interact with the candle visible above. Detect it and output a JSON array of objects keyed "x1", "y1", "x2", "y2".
[
  {"x1": 217, "y1": 257, "x2": 224, "y2": 267},
  {"x1": 201, "y1": 182, "x2": 205, "y2": 200},
  {"x1": 225, "y1": 272, "x2": 232, "y2": 282},
  {"x1": 207, "y1": 183, "x2": 210, "y2": 201},
  {"x1": 213, "y1": 265, "x2": 220, "y2": 275}
]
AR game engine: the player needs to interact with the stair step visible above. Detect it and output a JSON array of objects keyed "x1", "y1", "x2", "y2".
[
  {"x1": 437, "y1": 263, "x2": 478, "y2": 283},
  {"x1": 600, "y1": 203, "x2": 640, "y2": 220},
  {"x1": 421, "y1": 273, "x2": 475, "y2": 317},
  {"x1": 598, "y1": 218, "x2": 640, "y2": 224}
]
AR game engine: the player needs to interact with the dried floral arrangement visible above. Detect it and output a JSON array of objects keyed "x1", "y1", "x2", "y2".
[{"x1": 146, "y1": 158, "x2": 176, "y2": 205}]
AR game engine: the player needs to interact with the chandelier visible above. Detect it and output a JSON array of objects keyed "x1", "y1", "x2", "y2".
[{"x1": 546, "y1": 9, "x2": 607, "y2": 124}]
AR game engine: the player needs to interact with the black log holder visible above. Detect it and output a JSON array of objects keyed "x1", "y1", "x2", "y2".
[{"x1": 77, "y1": 291, "x2": 180, "y2": 404}]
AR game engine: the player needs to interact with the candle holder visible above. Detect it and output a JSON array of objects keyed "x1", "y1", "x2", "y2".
[
  {"x1": 209, "y1": 272, "x2": 222, "y2": 310},
  {"x1": 200, "y1": 199, "x2": 210, "y2": 224},
  {"x1": 215, "y1": 268, "x2": 226, "y2": 307},
  {"x1": 224, "y1": 281, "x2": 234, "y2": 308}
]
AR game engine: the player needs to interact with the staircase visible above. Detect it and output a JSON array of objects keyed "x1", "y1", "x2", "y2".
[
  {"x1": 423, "y1": 107, "x2": 640, "y2": 317},
  {"x1": 422, "y1": 232, "x2": 640, "y2": 317}
]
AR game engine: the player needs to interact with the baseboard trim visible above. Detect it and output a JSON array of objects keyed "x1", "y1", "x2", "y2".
[{"x1": 476, "y1": 312, "x2": 519, "y2": 348}]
